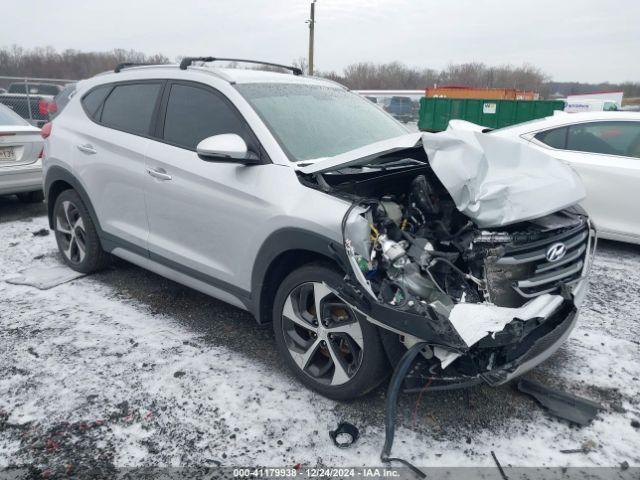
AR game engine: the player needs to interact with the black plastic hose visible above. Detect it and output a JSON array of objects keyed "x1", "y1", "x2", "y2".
[{"x1": 381, "y1": 342, "x2": 428, "y2": 479}]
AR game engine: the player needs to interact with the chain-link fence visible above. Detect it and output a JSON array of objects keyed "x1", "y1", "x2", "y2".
[{"x1": 0, "y1": 76, "x2": 77, "y2": 127}]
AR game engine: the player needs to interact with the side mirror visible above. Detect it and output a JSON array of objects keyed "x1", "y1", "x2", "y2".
[{"x1": 196, "y1": 134, "x2": 260, "y2": 164}]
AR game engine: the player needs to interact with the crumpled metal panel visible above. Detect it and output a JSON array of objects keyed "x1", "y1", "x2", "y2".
[{"x1": 422, "y1": 129, "x2": 586, "y2": 228}]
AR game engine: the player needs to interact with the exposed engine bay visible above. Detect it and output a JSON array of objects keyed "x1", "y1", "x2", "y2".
[{"x1": 299, "y1": 144, "x2": 594, "y2": 385}]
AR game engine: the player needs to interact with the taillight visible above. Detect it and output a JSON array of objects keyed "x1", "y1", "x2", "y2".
[
  {"x1": 41, "y1": 122, "x2": 52, "y2": 139},
  {"x1": 38, "y1": 99, "x2": 49, "y2": 115},
  {"x1": 48, "y1": 101, "x2": 58, "y2": 114}
]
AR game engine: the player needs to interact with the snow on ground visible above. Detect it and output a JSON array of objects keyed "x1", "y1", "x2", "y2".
[{"x1": 1, "y1": 214, "x2": 639, "y2": 474}]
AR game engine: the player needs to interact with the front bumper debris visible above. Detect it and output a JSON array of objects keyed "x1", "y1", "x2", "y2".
[
  {"x1": 517, "y1": 378, "x2": 604, "y2": 425},
  {"x1": 333, "y1": 270, "x2": 589, "y2": 387}
]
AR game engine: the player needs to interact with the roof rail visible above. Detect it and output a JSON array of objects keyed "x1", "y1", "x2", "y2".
[
  {"x1": 114, "y1": 62, "x2": 162, "y2": 73},
  {"x1": 179, "y1": 57, "x2": 302, "y2": 76}
]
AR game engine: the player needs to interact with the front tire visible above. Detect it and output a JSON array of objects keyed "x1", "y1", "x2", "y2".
[
  {"x1": 53, "y1": 189, "x2": 110, "y2": 273},
  {"x1": 272, "y1": 263, "x2": 388, "y2": 400}
]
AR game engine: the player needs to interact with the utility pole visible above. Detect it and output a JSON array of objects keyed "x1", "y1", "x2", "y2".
[{"x1": 307, "y1": 0, "x2": 316, "y2": 75}]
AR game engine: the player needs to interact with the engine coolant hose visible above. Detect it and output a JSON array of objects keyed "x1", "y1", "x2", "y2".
[{"x1": 381, "y1": 342, "x2": 428, "y2": 479}]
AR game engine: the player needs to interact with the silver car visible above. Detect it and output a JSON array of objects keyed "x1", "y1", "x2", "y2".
[
  {"x1": 43, "y1": 59, "x2": 594, "y2": 400},
  {"x1": 0, "y1": 103, "x2": 44, "y2": 202}
]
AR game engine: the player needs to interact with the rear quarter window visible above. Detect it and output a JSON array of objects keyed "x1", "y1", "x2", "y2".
[
  {"x1": 534, "y1": 127, "x2": 568, "y2": 149},
  {"x1": 81, "y1": 85, "x2": 112, "y2": 120}
]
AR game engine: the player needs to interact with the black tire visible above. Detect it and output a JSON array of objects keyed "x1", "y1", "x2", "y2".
[
  {"x1": 53, "y1": 189, "x2": 110, "y2": 273},
  {"x1": 272, "y1": 263, "x2": 388, "y2": 400},
  {"x1": 17, "y1": 190, "x2": 44, "y2": 203}
]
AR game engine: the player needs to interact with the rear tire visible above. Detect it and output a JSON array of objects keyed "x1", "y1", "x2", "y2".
[
  {"x1": 53, "y1": 189, "x2": 110, "y2": 273},
  {"x1": 272, "y1": 263, "x2": 388, "y2": 400},
  {"x1": 17, "y1": 190, "x2": 44, "y2": 203}
]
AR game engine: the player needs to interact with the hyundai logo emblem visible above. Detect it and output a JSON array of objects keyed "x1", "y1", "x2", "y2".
[{"x1": 546, "y1": 242, "x2": 567, "y2": 262}]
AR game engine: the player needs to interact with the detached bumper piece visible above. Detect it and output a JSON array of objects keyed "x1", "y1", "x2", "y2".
[
  {"x1": 401, "y1": 300, "x2": 578, "y2": 390},
  {"x1": 517, "y1": 378, "x2": 604, "y2": 426}
]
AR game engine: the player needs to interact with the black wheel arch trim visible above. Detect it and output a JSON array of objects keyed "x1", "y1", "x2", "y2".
[
  {"x1": 250, "y1": 227, "x2": 350, "y2": 323},
  {"x1": 45, "y1": 165, "x2": 102, "y2": 234}
]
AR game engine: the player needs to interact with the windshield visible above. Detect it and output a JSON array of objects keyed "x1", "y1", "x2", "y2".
[{"x1": 236, "y1": 83, "x2": 408, "y2": 162}]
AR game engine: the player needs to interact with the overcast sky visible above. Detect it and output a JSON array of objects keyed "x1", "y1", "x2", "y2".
[{"x1": 3, "y1": 0, "x2": 638, "y2": 83}]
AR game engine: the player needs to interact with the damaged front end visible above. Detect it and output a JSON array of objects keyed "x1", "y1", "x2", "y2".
[{"x1": 300, "y1": 132, "x2": 595, "y2": 388}]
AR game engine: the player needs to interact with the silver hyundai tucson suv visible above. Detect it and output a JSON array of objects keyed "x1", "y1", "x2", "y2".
[{"x1": 43, "y1": 59, "x2": 595, "y2": 400}]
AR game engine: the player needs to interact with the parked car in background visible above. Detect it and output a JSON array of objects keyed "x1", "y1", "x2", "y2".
[
  {"x1": 490, "y1": 111, "x2": 640, "y2": 244},
  {"x1": 0, "y1": 103, "x2": 44, "y2": 202},
  {"x1": 0, "y1": 82, "x2": 62, "y2": 127},
  {"x1": 48, "y1": 83, "x2": 77, "y2": 119},
  {"x1": 385, "y1": 96, "x2": 418, "y2": 122},
  {"x1": 43, "y1": 60, "x2": 593, "y2": 400}
]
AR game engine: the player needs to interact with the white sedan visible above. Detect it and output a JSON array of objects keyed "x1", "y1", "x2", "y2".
[
  {"x1": 488, "y1": 111, "x2": 640, "y2": 245},
  {"x1": 0, "y1": 103, "x2": 44, "y2": 202}
]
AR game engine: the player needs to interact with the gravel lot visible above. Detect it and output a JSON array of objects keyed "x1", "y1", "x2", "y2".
[{"x1": 1, "y1": 195, "x2": 639, "y2": 476}]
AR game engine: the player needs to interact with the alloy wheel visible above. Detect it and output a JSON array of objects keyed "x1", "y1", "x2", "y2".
[
  {"x1": 55, "y1": 200, "x2": 87, "y2": 264},
  {"x1": 280, "y1": 282, "x2": 364, "y2": 386}
]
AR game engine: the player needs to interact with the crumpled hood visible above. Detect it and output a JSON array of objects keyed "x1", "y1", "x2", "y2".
[
  {"x1": 299, "y1": 130, "x2": 586, "y2": 228},
  {"x1": 423, "y1": 129, "x2": 586, "y2": 227}
]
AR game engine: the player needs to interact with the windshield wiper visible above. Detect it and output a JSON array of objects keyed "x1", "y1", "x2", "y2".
[{"x1": 356, "y1": 158, "x2": 423, "y2": 170}]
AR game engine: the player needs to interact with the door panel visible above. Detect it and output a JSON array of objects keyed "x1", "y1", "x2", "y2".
[
  {"x1": 73, "y1": 81, "x2": 163, "y2": 249},
  {"x1": 144, "y1": 80, "x2": 276, "y2": 291},
  {"x1": 144, "y1": 142, "x2": 277, "y2": 289},
  {"x1": 73, "y1": 121, "x2": 151, "y2": 247}
]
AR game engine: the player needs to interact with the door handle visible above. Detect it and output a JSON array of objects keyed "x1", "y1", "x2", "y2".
[
  {"x1": 77, "y1": 144, "x2": 97, "y2": 155},
  {"x1": 146, "y1": 167, "x2": 172, "y2": 181}
]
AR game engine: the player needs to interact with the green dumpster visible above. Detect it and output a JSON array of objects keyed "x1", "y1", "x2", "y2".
[{"x1": 417, "y1": 97, "x2": 565, "y2": 132}]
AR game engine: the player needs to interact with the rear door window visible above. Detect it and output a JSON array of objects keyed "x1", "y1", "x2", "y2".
[
  {"x1": 534, "y1": 127, "x2": 568, "y2": 149},
  {"x1": 567, "y1": 121, "x2": 640, "y2": 158},
  {"x1": 162, "y1": 83, "x2": 250, "y2": 150},
  {"x1": 100, "y1": 83, "x2": 162, "y2": 135}
]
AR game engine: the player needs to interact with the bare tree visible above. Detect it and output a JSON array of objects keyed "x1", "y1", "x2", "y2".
[
  {"x1": 327, "y1": 62, "x2": 438, "y2": 90},
  {"x1": 0, "y1": 45, "x2": 169, "y2": 81},
  {"x1": 1, "y1": 46, "x2": 638, "y2": 100}
]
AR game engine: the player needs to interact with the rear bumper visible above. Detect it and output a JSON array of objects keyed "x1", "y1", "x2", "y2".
[{"x1": 0, "y1": 161, "x2": 43, "y2": 195}]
